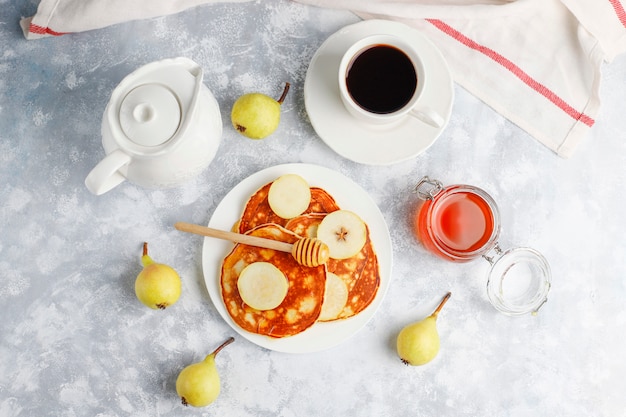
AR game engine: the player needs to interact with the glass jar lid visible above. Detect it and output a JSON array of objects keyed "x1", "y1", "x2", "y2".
[{"x1": 485, "y1": 246, "x2": 551, "y2": 316}]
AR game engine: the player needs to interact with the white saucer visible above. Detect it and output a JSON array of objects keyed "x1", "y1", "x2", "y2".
[{"x1": 304, "y1": 20, "x2": 454, "y2": 165}]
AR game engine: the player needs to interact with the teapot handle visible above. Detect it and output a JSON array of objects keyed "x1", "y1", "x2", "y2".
[{"x1": 85, "y1": 149, "x2": 131, "y2": 195}]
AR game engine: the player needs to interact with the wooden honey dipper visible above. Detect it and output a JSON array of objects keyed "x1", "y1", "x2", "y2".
[{"x1": 174, "y1": 222, "x2": 330, "y2": 267}]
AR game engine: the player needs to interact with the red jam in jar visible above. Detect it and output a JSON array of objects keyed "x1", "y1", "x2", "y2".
[{"x1": 414, "y1": 179, "x2": 501, "y2": 262}]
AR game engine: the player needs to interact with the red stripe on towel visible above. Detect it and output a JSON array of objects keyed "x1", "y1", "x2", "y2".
[
  {"x1": 608, "y1": 0, "x2": 626, "y2": 28},
  {"x1": 29, "y1": 23, "x2": 66, "y2": 36},
  {"x1": 427, "y1": 19, "x2": 595, "y2": 127}
]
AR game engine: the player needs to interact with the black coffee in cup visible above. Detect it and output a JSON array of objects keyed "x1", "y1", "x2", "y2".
[{"x1": 345, "y1": 44, "x2": 418, "y2": 114}]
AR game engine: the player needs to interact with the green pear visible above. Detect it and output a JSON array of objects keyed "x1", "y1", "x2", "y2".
[
  {"x1": 134, "y1": 242, "x2": 181, "y2": 309},
  {"x1": 231, "y1": 82, "x2": 290, "y2": 139},
  {"x1": 396, "y1": 292, "x2": 451, "y2": 366},
  {"x1": 176, "y1": 337, "x2": 235, "y2": 407}
]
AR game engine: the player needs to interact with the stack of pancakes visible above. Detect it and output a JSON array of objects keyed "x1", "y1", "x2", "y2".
[{"x1": 220, "y1": 178, "x2": 380, "y2": 338}]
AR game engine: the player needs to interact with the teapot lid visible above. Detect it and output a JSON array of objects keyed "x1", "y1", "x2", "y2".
[{"x1": 118, "y1": 84, "x2": 181, "y2": 147}]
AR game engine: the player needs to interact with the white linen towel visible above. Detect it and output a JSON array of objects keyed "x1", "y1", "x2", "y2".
[
  {"x1": 20, "y1": 0, "x2": 251, "y2": 40},
  {"x1": 293, "y1": 0, "x2": 626, "y2": 157}
]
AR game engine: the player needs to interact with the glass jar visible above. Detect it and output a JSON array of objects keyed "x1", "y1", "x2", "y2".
[{"x1": 414, "y1": 176, "x2": 551, "y2": 316}]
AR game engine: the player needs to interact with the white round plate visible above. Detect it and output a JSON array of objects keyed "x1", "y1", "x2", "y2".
[
  {"x1": 202, "y1": 163, "x2": 392, "y2": 353},
  {"x1": 304, "y1": 19, "x2": 454, "y2": 165}
]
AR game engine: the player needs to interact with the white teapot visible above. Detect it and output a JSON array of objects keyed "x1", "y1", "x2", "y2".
[{"x1": 85, "y1": 57, "x2": 222, "y2": 195}]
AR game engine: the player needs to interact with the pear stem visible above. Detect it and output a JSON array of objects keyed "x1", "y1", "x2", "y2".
[
  {"x1": 277, "y1": 82, "x2": 290, "y2": 104},
  {"x1": 211, "y1": 337, "x2": 235, "y2": 358},
  {"x1": 431, "y1": 292, "x2": 451, "y2": 318},
  {"x1": 140, "y1": 242, "x2": 154, "y2": 267}
]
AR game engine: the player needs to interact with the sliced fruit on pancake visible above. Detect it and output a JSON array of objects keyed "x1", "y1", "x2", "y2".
[
  {"x1": 285, "y1": 213, "x2": 380, "y2": 321},
  {"x1": 318, "y1": 272, "x2": 349, "y2": 321},
  {"x1": 268, "y1": 174, "x2": 311, "y2": 219},
  {"x1": 317, "y1": 210, "x2": 367, "y2": 260},
  {"x1": 238, "y1": 181, "x2": 340, "y2": 234},
  {"x1": 221, "y1": 224, "x2": 326, "y2": 338},
  {"x1": 237, "y1": 262, "x2": 289, "y2": 311}
]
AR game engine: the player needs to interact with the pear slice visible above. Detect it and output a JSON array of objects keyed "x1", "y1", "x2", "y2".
[
  {"x1": 316, "y1": 210, "x2": 367, "y2": 260},
  {"x1": 319, "y1": 272, "x2": 349, "y2": 321},
  {"x1": 237, "y1": 262, "x2": 289, "y2": 310},
  {"x1": 268, "y1": 174, "x2": 311, "y2": 219}
]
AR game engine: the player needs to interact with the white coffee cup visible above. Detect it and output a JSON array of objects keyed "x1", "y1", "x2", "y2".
[{"x1": 338, "y1": 34, "x2": 444, "y2": 128}]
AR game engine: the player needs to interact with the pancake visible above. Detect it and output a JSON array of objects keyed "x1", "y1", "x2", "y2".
[
  {"x1": 329, "y1": 229, "x2": 380, "y2": 320},
  {"x1": 220, "y1": 224, "x2": 327, "y2": 338},
  {"x1": 285, "y1": 214, "x2": 380, "y2": 321},
  {"x1": 238, "y1": 182, "x2": 341, "y2": 234},
  {"x1": 284, "y1": 212, "x2": 325, "y2": 238}
]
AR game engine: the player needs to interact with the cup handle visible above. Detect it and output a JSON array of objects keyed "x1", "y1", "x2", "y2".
[
  {"x1": 85, "y1": 149, "x2": 131, "y2": 195},
  {"x1": 409, "y1": 106, "x2": 445, "y2": 128}
]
